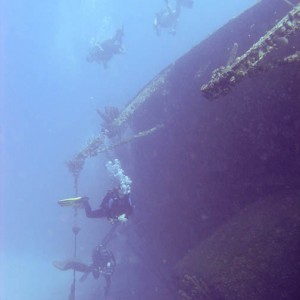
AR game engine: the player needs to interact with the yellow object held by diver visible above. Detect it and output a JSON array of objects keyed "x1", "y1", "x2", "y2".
[{"x1": 58, "y1": 196, "x2": 87, "y2": 207}]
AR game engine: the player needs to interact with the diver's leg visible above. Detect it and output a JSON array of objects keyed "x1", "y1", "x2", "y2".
[
  {"x1": 53, "y1": 260, "x2": 90, "y2": 273},
  {"x1": 83, "y1": 200, "x2": 106, "y2": 218},
  {"x1": 53, "y1": 260, "x2": 69, "y2": 270}
]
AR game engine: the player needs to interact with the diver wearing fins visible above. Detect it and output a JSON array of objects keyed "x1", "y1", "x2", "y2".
[
  {"x1": 154, "y1": 0, "x2": 194, "y2": 35},
  {"x1": 58, "y1": 187, "x2": 133, "y2": 223},
  {"x1": 82, "y1": 187, "x2": 133, "y2": 223},
  {"x1": 58, "y1": 159, "x2": 134, "y2": 223},
  {"x1": 53, "y1": 244, "x2": 116, "y2": 298},
  {"x1": 86, "y1": 27, "x2": 125, "y2": 68},
  {"x1": 154, "y1": 0, "x2": 181, "y2": 35}
]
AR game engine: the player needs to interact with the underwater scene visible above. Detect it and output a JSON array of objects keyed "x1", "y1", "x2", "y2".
[{"x1": 1, "y1": 0, "x2": 300, "y2": 299}]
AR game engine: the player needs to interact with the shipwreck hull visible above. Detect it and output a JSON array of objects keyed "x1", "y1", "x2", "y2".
[{"x1": 103, "y1": 0, "x2": 300, "y2": 299}]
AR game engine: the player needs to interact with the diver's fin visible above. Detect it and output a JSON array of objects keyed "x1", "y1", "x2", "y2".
[
  {"x1": 57, "y1": 197, "x2": 87, "y2": 207},
  {"x1": 53, "y1": 260, "x2": 68, "y2": 270},
  {"x1": 80, "y1": 271, "x2": 90, "y2": 282}
]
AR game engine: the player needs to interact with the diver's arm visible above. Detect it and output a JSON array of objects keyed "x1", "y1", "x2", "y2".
[
  {"x1": 53, "y1": 260, "x2": 91, "y2": 273},
  {"x1": 83, "y1": 200, "x2": 106, "y2": 218}
]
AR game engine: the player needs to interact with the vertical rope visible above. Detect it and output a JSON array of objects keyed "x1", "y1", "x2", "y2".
[
  {"x1": 74, "y1": 175, "x2": 78, "y2": 198},
  {"x1": 69, "y1": 177, "x2": 80, "y2": 300},
  {"x1": 66, "y1": 155, "x2": 84, "y2": 300}
]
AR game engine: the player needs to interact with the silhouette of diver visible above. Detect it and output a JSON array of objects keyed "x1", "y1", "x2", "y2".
[
  {"x1": 86, "y1": 27, "x2": 125, "y2": 68},
  {"x1": 83, "y1": 188, "x2": 133, "y2": 223},
  {"x1": 53, "y1": 244, "x2": 116, "y2": 298},
  {"x1": 154, "y1": 0, "x2": 195, "y2": 35},
  {"x1": 58, "y1": 188, "x2": 133, "y2": 223},
  {"x1": 154, "y1": 0, "x2": 181, "y2": 35}
]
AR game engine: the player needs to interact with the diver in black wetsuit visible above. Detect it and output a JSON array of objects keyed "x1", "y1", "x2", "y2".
[
  {"x1": 154, "y1": 0, "x2": 195, "y2": 35},
  {"x1": 53, "y1": 244, "x2": 116, "y2": 297},
  {"x1": 154, "y1": 0, "x2": 181, "y2": 35},
  {"x1": 86, "y1": 28, "x2": 125, "y2": 68},
  {"x1": 80, "y1": 187, "x2": 133, "y2": 223}
]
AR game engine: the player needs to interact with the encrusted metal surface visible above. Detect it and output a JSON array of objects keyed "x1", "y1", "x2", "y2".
[{"x1": 201, "y1": 4, "x2": 300, "y2": 99}]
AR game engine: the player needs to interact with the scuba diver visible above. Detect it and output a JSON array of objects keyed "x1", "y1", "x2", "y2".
[
  {"x1": 86, "y1": 27, "x2": 125, "y2": 68},
  {"x1": 58, "y1": 189, "x2": 133, "y2": 223},
  {"x1": 81, "y1": 187, "x2": 133, "y2": 223},
  {"x1": 154, "y1": 0, "x2": 181, "y2": 35},
  {"x1": 59, "y1": 159, "x2": 133, "y2": 223},
  {"x1": 53, "y1": 244, "x2": 116, "y2": 298}
]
